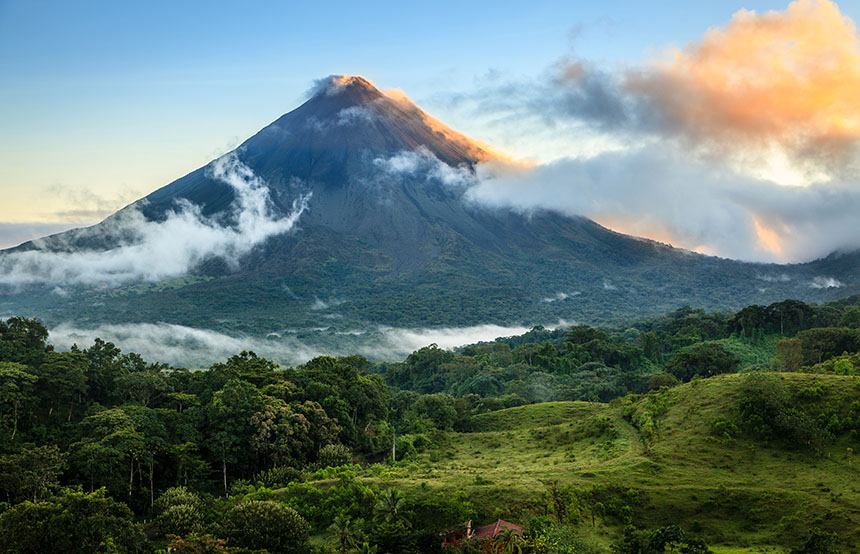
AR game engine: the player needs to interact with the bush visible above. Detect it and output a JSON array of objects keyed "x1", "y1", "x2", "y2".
[
  {"x1": 317, "y1": 444, "x2": 352, "y2": 469},
  {"x1": 157, "y1": 503, "x2": 203, "y2": 537},
  {"x1": 647, "y1": 373, "x2": 679, "y2": 391},
  {"x1": 154, "y1": 486, "x2": 203, "y2": 514},
  {"x1": 223, "y1": 500, "x2": 309, "y2": 553},
  {"x1": 255, "y1": 466, "x2": 303, "y2": 488}
]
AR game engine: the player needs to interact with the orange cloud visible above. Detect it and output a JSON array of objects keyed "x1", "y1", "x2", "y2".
[
  {"x1": 751, "y1": 216, "x2": 786, "y2": 256},
  {"x1": 627, "y1": 0, "x2": 860, "y2": 176}
]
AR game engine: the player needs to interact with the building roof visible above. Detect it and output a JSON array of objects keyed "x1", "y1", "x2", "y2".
[
  {"x1": 440, "y1": 520, "x2": 471, "y2": 536},
  {"x1": 472, "y1": 519, "x2": 523, "y2": 540}
]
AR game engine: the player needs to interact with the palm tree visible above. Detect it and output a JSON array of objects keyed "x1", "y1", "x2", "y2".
[
  {"x1": 373, "y1": 488, "x2": 407, "y2": 524},
  {"x1": 329, "y1": 514, "x2": 362, "y2": 553},
  {"x1": 353, "y1": 543, "x2": 378, "y2": 554},
  {"x1": 495, "y1": 528, "x2": 524, "y2": 554}
]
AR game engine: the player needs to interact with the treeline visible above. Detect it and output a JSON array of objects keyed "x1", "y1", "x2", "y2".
[{"x1": 377, "y1": 298, "x2": 860, "y2": 415}]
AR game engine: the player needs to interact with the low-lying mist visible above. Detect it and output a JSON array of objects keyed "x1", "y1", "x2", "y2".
[{"x1": 47, "y1": 321, "x2": 548, "y2": 368}]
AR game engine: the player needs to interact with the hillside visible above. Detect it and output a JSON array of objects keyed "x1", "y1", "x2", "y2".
[{"x1": 317, "y1": 373, "x2": 860, "y2": 551}]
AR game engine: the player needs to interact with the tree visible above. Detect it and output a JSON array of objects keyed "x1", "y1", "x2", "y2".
[
  {"x1": 0, "y1": 444, "x2": 66, "y2": 502},
  {"x1": 0, "y1": 488, "x2": 145, "y2": 554},
  {"x1": 374, "y1": 489, "x2": 408, "y2": 524},
  {"x1": 329, "y1": 514, "x2": 362, "y2": 553},
  {"x1": 666, "y1": 343, "x2": 740, "y2": 382},
  {"x1": 648, "y1": 525, "x2": 684, "y2": 552},
  {"x1": 776, "y1": 337, "x2": 804, "y2": 371},
  {"x1": 158, "y1": 504, "x2": 204, "y2": 538},
  {"x1": 250, "y1": 400, "x2": 340, "y2": 469},
  {"x1": 33, "y1": 351, "x2": 88, "y2": 421},
  {"x1": 0, "y1": 317, "x2": 50, "y2": 365},
  {"x1": 70, "y1": 408, "x2": 144, "y2": 496},
  {"x1": 209, "y1": 351, "x2": 280, "y2": 387},
  {"x1": 318, "y1": 443, "x2": 352, "y2": 468},
  {"x1": 795, "y1": 327, "x2": 860, "y2": 365},
  {"x1": 82, "y1": 338, "x2": 127, "y2": 405},
  {"x1": 207, "y1": 379, "x2": 265, "y2": 495},
  {"x1": 496, "y1": 528, "x2": 525, "y2": 554},
  {"x1": 0, "y1": 362, "x2": 37, "y2": 439},
  {"x1": 125, "y1": 405, "x2": 168, "y2": 507},
  {"x1": 224, "y1": 500, "x2": 310, "y2": 554},
  {"x1": 114, "y1": 371, "x2": 169, "y2": 407},
  {"x1": 839, "y1": 307, "x2": 860, "y2": 329}
]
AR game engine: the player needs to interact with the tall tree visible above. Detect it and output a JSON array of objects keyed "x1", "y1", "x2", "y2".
[{"x1": 0, "y1": 362, "x2": 37, "y2": 439}]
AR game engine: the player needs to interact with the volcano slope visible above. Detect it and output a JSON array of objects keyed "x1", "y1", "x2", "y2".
[{"x1": 1, "y1": 76, "x2": 859, "y2": 340}]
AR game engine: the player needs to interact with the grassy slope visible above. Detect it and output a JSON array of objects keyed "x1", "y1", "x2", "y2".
[{"x1": 343, "y1": 374, "x2": 860, "y2": 552}]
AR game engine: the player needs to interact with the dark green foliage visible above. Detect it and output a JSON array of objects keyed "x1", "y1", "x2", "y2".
[
  {"x1": 737, "y1": 374, "x2": 828, "y2": 450},
  {"x1": 223, "y1": 500, "x2": 309, "y2": 553},
  {"x1": 317, "y1": 443, "x2": 352, "y2": 469},
  {"x1": 255, "y1": 465, "x2": 302, "y2": 488},
  {"x1": 793, "y1": 327, "x2": 860, "y2": 365},
  {"x1": 280, "y1": 476, "x2": 377, "y2": 532},
  {"x1": 0, "y1": 488, "x2": 145, "y2": 554},
  {"x1": 0, "y1": 444, "x2": 65, "y2": 502},
  {"x1": 666, "y1": 343, "x2": 740, "y2": 383},
  {"x1": 611, "y1": 525, "x2": 713, "y2": 554},
  {"x1": 838, "y1": 307, "x2": 860, "y2": 329},
  {"x1": 789, "y1": 529, "x2": 840, "y2": 554}
]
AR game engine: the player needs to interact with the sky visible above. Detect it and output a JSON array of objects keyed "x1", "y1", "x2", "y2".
[{"x1": 3, "y1": 0, "x2": 860, "y2": 262}]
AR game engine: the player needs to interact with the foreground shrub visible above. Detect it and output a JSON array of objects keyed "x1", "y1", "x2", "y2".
[{"x1": 223, "y1": 500, "x2": 309, "y2": 553}]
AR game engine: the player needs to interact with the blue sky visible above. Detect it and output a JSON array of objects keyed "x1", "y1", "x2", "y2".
[{"x1": 3, "y1": 0, "x2": 860, "y2": 260}]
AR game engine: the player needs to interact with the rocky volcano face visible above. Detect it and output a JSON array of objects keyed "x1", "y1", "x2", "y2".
[{"x1": 2, "y1": 75, "x2": 859, "y2": 340}]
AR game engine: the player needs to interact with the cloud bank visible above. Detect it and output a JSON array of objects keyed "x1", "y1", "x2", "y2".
[
  {"x1": 467, "y1": 144, "x2": 860, "y2": 262},
  {"x1": 441, "y1": 0, "x2": 860, "y2": 263},
  {"x1": 0, "y1": 153, "x2": 310, "y2": 287}
]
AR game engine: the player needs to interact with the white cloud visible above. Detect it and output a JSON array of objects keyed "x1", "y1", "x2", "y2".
[
  {"x1": 0, "y1": 153, "x2": 310, "y2": 287},
  {"x1": 337, "y1": 106, "x2": 375, "y2": 125},
  {"x1": 757, "y1": 273, "x2": 792, "y2": 283},
  {"x1": 809, "y1": 276, "x2": 844, "y2": 289},
  {"x1": 374, "y1": 147, "x2": 476, "y2": 188},
  {"x1": 541, "y1": 291, "x2": 579, "y2": 303}
]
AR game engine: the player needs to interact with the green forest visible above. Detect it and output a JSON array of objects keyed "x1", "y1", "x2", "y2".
[{"x1": 3, "y1": 296, "x2": 860, "y2": 553}]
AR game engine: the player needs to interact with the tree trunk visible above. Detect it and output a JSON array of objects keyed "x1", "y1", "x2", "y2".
[
  {"x1": 222, "y1": 458, "x2": 228, "y2": 497},
  {"x1": 129, "y1": 456, "x2": 134, "y2": 498},
  {"x1": 149, "y1": 462, "x2": 154, "y2": 507}
]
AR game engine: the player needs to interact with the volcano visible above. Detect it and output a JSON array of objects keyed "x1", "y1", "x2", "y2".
[{"x1": 2, "y1": 75, "x2": 859, "y2": 335}]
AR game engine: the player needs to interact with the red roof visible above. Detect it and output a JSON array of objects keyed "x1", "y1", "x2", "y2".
[{"x1": 472, "y1": 519, "x2": 523, "y2": 540}]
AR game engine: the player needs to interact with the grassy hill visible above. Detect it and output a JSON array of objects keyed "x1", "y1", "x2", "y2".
[{"x1": 296, "y1": 372, "x2": 860, "y2": 552}]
